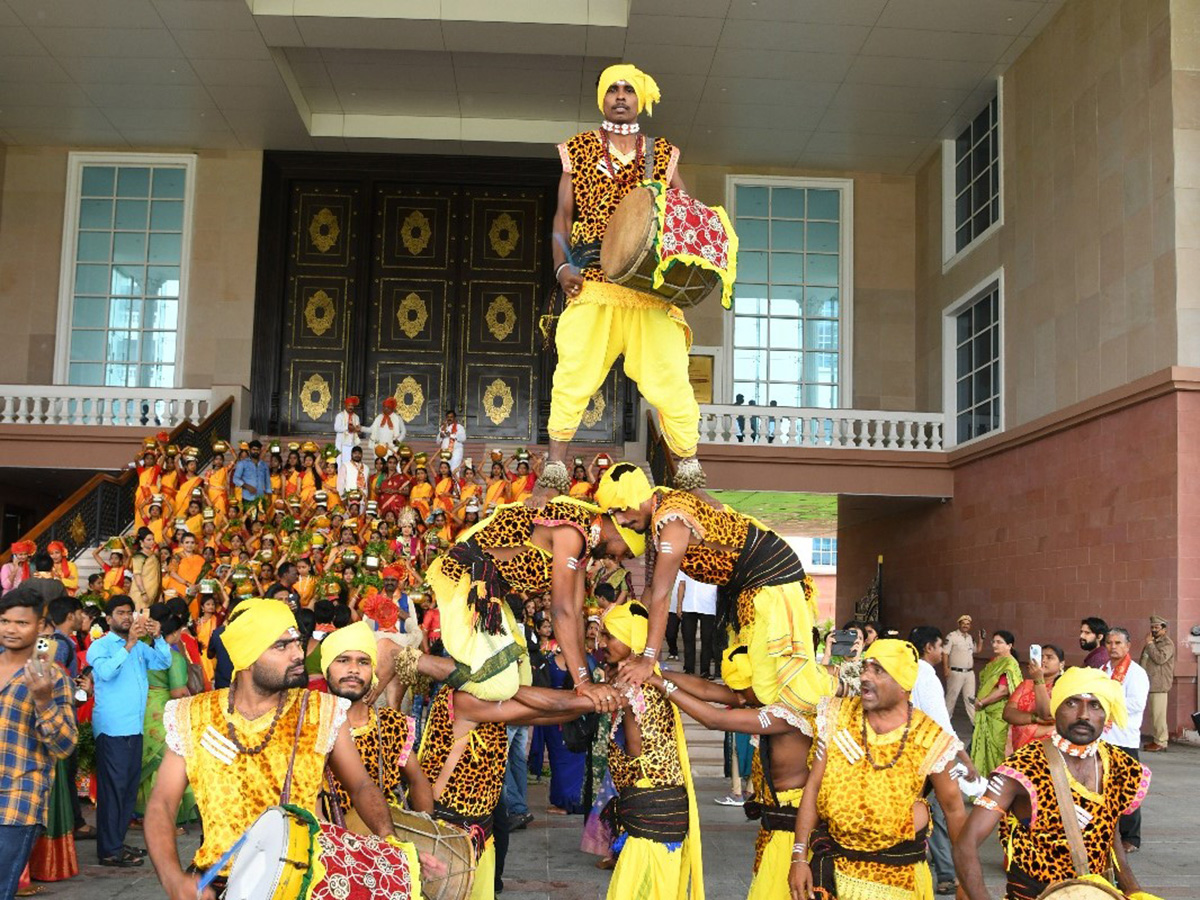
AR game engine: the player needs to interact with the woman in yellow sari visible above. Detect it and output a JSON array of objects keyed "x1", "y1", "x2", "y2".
[
  {"x1": 193, "y1": 593, "x2": 222, "y2": 685},
  {"x1": 134, "y1": 449, "x2": 162, "y2": 527},
  {"x1": 569, "y1": 460, "x2": 595, "y2": 500},
  {"x1": 507, "y1": 455, "x2": 539, "y2": 504},
  {"x1": 433, "y1": 459, "x2": 457, "y2": 515},
  {"x1": 47, "y1": 541, "x2": 79, "y2": 595},
  {"x1": 484, "y1": 461, "x2": 510, "y2": 512},
  {"x1": 409, "y1": 465, "x2": 435, "y2": 521},
  {"x1": 173, "y1": 454, "x2": 203, "y2": 519},
  {"x1": 457, "y1": 460, "x2": 482, "y2": 504},
  {"x1": 299, "y1": 452, "x2": 320, "y2": 505},
  {"x1": 159, "y1": 452, "x2": 180, "y2": 512}
]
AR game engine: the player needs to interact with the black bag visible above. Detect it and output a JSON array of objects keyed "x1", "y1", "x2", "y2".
[{"x1": 561, "y1": 712, "x2": 599, "y2": 753}]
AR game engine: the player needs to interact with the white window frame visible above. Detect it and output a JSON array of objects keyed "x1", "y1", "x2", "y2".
[
  {"x1": 53, "y1": 151, "x2": 198, "y2": 387},
  {"x1": 942, "y1": 267, "x2": 1005, "y2": 448},
  {"x1": 722, "y1": 174, "x2": 855, "y2": 407},
  {"x1": 811, "y1": 536, "x2": 838, "y2": 570},
  {"x1": 942, "y1": 79, "x2": 1004, "y2": 272}
]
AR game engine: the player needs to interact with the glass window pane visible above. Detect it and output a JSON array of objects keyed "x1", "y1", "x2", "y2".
[
  {"x1": 807, "y1": 189, "x2": 839, "y2": 220},
  {"x1": 733, "y1": 349, "x2": 766, "y2": 381},
  {"x1": 147, "y1": 266, "x2": 180, "y2": 298},
  {"x1": 806, "y1": 319, "x2": 839, "y2": 350},
  {"x1": 113, "y1": 232, "x2": 147, "y2": 263},
  {"x1": 117, "y1": 167, "x2": 151, "y2": 198},
  {"x1": 111, "y1": 264, "x2": 145, "y2": 296},
  {"x1": 139, "y1": 363, "x2": 175, "y2": 387},
  {"x1": 769, "y1": 284, "x2": 802, "y2": 317},
  {"x1": 957, "y1": 340, "x2": 971, "y2": 378},
  {"x1": 69, "y1": 330, "x2": 105, "y2": 362},
  {"x1": 807, "y1": 352, "x2": 838, "y2": 382},
  {"x1": 734, "y1": 295, "x2": 765, "y2": 316},
  {"x1": 736, "y1": 186, "x2": 768, "y2": 217},
  {"x1": 768, "y1": 383, "x2": 801, "y2": 407},
  {"x1": 957, "y1": 377, "x2": 971, "y2": 410},
  {"x1": 769, "y1": 318, "x2": 801, "y2": 350},
  {"x1": 771, "y1": 188, "x2": 805, "y2": 218},
  {"x1": 115, "y1": 199, "x2": 148, "y2": 230},
  {"x1": 738, "y1": 218, "x2": 769, "y2": 250},
  {"x1": 105, "y1": 364, "x2": 134, "y2": 387},
  {"x1": 806, "y1": 253, "x2": 838, "y2": 285},
  {"x1": 107, "y1": 330, "x2": 137, "y2": 362},
  {"x1": 69, "y1": 363, "x2": 104, "y2": 385},
  {"x1": 148, "y1": 232, "x2": 182, "y2": 264},
  {"x1": 806, "y1": 221, "x2": 838, "y2": 253},
  {"x1": 769, "y1": 350, "x2": 800, "y2": 381},
  {"x1": 108, "y1": 297, "x2": 138, "y2": 329},
  {"x1": 152, "y1": 168, "x2": 186, "y2": 199},
  {"x1": 805, "y1": 287, "x2": 838, "y2": 318},
  {"x1": 144, "y1": 299, "x2": 178, "y2": 330},
  {"x1": 150, "y1": 200, "x2": 183, "y2": 231},
  {"x1": 738, "y1": 251, "x2": 768, "y2": 283},
  {"x1": 141, "y1": 330, "x2": 176, "y2": 364},
  {"x1": 771, "y1": 219, "x2": 804, "y2": 251},
  {"x1": 79, "y1": 199, "x2": 113, "y2": 230},
  {"x1": 733, "y1": 382, "x2": 761, "y2": 404},
  {"x1": 81, "y1": 166, "x2": 115, "y2": 197},
  {"x1": 75, "y1": 264, "x2": 109, "y2": 295},
  {"x1": 803, "y1": 383, "x2": 837, "y2": 407},
  {"x1": 72, "y1": 296, "x2": 107, "y2": 328},
  {"x1": 77, "y1": 231, "x2": 111, "y2": 262},
  {"x1": 771, "y1": 253, "x2": 804, "y2": 284},
  {"x1": 734, "y1": 316, "x2": 766, "y2": 347}
]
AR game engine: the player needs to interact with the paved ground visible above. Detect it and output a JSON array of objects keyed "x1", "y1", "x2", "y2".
[{"x1": 38, "y1": 724, "x2": 1197, "y2": 900}]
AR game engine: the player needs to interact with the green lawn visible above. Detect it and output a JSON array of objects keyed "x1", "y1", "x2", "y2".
[{"x1": 710, "y1": 490, "x2": 837, "y2": 537}]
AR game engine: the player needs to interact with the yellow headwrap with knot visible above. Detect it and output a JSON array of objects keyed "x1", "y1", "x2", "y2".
[
  {"x1": 595, "y1": 462, "x2": 655, "y2": 513},
  {"x1": 597, "y1": 64, "x2": 661, "y2": 116},
  {"x1": 320, "y1": 621, "x2": 379, "y2": 689},
  {"x1": 223, "y1": 598, "x2": 298, "y2": 673},
  {"x1": 1050, "y1": 666, "x2": 1128, "y2": 730},
  {"x1": 721, "y1": 644, "x2": 753, "y2": 691},
  {"x1": 602, "y1": 601, "x2": 649, "y2": 655},
  {"x1": 862, "y1": 639, "x2": 920, "y2": 692}
]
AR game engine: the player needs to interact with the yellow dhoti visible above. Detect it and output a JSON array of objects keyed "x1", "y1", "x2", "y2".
[
  {"x1": 607, "y1": 833, "x2": 687, "y2": 900},
  {"x1": 747, "y1": 787, "x2": 804, "y2": 900},
  {"x1": 428, "y1": 557, "x2": 531, "y2": 701},
  {"x1": 743, "y1": 581, "x2": 835, "y2": 716},
  {"x1": 549, "y1": 281, "x2": 698, "y2": 458},
  {"x1": 469, "y1": 839, "x2": 495, "y2": 900}
]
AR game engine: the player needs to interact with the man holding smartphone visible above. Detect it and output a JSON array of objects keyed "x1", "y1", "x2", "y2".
[
  {"x1": 0, "y1": 586, "x2": 78, "y2": 897},
  {"x1": 86, "y1": 596, "x2": 171, "y2": 867}
]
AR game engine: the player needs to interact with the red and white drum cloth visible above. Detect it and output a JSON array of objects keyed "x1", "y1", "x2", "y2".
[
  {"x1": 312, "y1": 823, "x2": 416, "y2": 900},
  {"x1": 651, "y1": 184, "x2": 739, "y2": 308}
]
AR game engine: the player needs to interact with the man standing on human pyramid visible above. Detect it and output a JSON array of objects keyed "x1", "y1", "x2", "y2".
[{"x1": 535, "y1": 63, "x2": 736, "y2": 502}]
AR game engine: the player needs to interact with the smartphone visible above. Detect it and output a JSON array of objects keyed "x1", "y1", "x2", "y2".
[
  {"x1": 35, "y1": 636, "x2": 51, "y2": 656},
  {"x1": 1029, "y1": 644, "x2": 1042, "y2": 665},
  {"x1": 830, "y1": 629, "x2": 859, "y2": 657}
]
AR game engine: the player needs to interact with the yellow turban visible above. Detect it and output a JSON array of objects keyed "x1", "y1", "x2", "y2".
[
  {"x1": 320, "y1": 621, "x2": 379, "y2": 688},
  {"x1": 1050, "y1": 666, "x2": 1128, "y2": 730},
  {"x1": 721, "y1": 644, "x2": 753, "y2": 691},
  {"x1": 596, "y1": 64, "x2": 661, "y2": 116},
  {"x1": 612, "y1": 518, "x2": 646, "y2": 559},
  {"x1": 595, "y1": 463, "x2": 654, "y2": 513},
  {"x1": 862, "y1": 639, "x2": 919, "y2": 692},
  {"x1": 223, "y1": 598, "x2": 298, "y2": 673},
  {"x1": 603, "y1": 602, "x2": 649, "y2": 655}
]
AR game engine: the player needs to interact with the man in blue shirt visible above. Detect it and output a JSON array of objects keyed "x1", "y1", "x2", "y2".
[
  {"x1": 232, "y1": 439, "x2": 272, "y2": 508},
  {"x1": 85, "y1": 595, "x2": 171, "y2": 867}
]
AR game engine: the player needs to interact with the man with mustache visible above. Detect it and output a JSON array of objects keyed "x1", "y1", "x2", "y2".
[
  {"x1": 320, "y1": 621, "x2": 433, "y2": 820},
  {"x1": 953, "y1": 667, "x2": 1158, "y2": 900}
]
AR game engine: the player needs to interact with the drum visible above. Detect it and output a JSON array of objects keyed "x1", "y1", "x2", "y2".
[
  {"x1": 225, "y1": 806, "x2": 414, "y2": 900},
  {"x1": 1036, "y1": 878, "x2": 1125, "y2": 899},
  {"x1": 345, "y1": 805, "x2": 476, "y2": 900},
  {"x1": 600, "y1": 183, "x2": 736, "y2": 308}
]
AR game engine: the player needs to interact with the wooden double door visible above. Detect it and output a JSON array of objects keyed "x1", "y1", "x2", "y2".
[{"x1": 251, "y1": 152, "x2": 629, "y2": 444}]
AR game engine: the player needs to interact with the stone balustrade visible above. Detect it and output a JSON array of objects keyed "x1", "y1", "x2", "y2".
[
  {"x1": 697, "y1": 404, "x2": 945, "y2": 451},
  {"x1": 0, "y1": 385, "x2": 215, "y2": 428}
]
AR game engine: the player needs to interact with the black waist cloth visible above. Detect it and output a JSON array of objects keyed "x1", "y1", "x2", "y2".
[
  {"x1": 809, "y1": 821, "x2": 930, "y2": 899},
  {"x1": 743, "y1": 799, "x2": 798, "y2": 833},
  {"x1": 717, "y1": 524, "x2": 808, "y2": 630},
  {"x1": 447, "y1": 539, "x2": 512, "y2": 635},
  {"x1": 606, "y1": 784, "x2": 690, "y2": 844},
  {"x1": 432, "y1": 804, "x2": 495, "y2": 859}
]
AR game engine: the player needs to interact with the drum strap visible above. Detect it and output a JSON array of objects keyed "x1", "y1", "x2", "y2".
[
  {"x1": 1043, "y1": 738, "x2": 1092, "y2": 876},
  {"x1": 643, "y1": 134, "x2": 654, "y2": 181},
  {"x1": 280, "y1": 690, "x2": 310, "y2": 806}
]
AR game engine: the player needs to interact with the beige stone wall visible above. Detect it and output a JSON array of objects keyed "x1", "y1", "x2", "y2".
[
  {"x1": 1175, "y1": 0, "x2": 1200, "y2": 356},
  {"x1": 679, "y1": 163, "x2": 917, "y2": 410},
  {"x1": 0, "y1": 146, "x2": 262, "y2": 389},
  {"x1": 914, "y1": 0, "x2": 1178, "y2": 424}
]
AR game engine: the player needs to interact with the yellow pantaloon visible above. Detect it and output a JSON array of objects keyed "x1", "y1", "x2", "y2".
[
  {"x1": 746, "y1": 787, "x2": 804, "y2": 900},
  {"x1": 469, "y1": 839, "x2": 496, "y2": 900},
  {"x1": 744, "y1": 582, "x2": 836, "y2": 716},
  {"x1": 549, "y1": 281, "x2": 699, "y2": 458},
  {"x1": 606, "y1": 835, "x2": 687, "y2": 900}
]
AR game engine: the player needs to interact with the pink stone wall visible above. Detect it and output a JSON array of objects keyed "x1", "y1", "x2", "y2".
[{"x1": 838, "y1": 391, "x2": 1196, "y2": 734}]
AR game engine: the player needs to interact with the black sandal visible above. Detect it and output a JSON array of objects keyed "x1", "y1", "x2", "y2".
[{"x1": 99, "y1": 853, "x2": 144, "y2": 868}]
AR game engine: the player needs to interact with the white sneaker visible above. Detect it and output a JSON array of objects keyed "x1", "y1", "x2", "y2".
[{"x1": 714, "y1": 794, "x2": 745, "y2": 806}]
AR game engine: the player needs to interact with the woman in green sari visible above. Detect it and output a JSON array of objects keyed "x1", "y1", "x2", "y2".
[
  {"x1": 969, "y1": 629, "x2": 1022, "y2": 777},
  {"x1": 134, "y1": 608, "x2": 197, "y2": 827}
]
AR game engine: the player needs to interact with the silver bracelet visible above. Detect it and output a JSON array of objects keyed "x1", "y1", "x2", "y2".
[
  {"x1": 792, "y1": 842, "x2": 807, "y2": 857},
  {"x1": 642, "y1": 646, "x2": 658, "y2": 659},
  {"x1": 662, "y1": 679, "x2": 677, "y2": 696},
  {"x1": 576, "y1": 666, "x2": 589, "y2": 683},
  {"x1": 555, "y1": 262, "x2": 570, "y2": 279}
]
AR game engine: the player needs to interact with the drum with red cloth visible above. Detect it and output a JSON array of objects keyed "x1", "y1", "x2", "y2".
[{"x1": 601, "y1": 182, "x2": 738, "y2": 309}]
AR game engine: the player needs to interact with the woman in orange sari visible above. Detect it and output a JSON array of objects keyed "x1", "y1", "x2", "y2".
[
  {"x1": 408, "y1": 464, "x2": 434, "y2": 522},
  {"x1": 320, "y1": 459, "x2": 342, "y2": 510},
  {"x1": 193, "y1": 592, "x2": 223, "y2": 685},
  {"x1": 159, "y1": 450, "x2": 180, "y2": 511},
  {"x1": 282, "y1": 449, "x2": 303, "y2": 502},
  {"x1": 507, "y1": 454, "x2": 539, "y2": 504},
  {"x1": 173, "y1": 453, "x2": 203, "y2": 519},
  {"x1": 205, "y1": 447, "x2": 231, "y2": 516},
  {"x1": 568, "y1": 459, "x2": 595, "y2": 500},
  {"x1": 483, "y1": 460, "x2": 510, "y2": 512},
  {"x1": 47, "y1": 541, "x2": 79, "y2": 595},
  {"x1": 134, "y1": 447, "x2": 162, "y2": 527},
  {"x1": 457, "y1": 459, "x2": 482, "y2": 504},
  {"x1": 299, "y1": 451, "x2": 320, "y2": 506},
  {"x1": 1002, "y1": 642, "x2": 1064, "y2": 749},
  {"x1": 433, "y1": 459, "x2": 457, "y2": 515}
]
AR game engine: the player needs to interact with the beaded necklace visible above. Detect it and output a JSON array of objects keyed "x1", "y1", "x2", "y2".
[
  {"x1": 601, "y1": 120, "x2": 639, "y2": 135},
  {"x1": 1051, "y1": 731, "x2": 1100, "y2": 759},
  {"x1": 226, "y1": 682, "x2": 289, "y2": 756},
  {"x1": 599, "y1": 130, "x2": 644, "y2": 185},
  {"x1": 861, "y1": 701, "x2": 913, "y2": 771}
]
